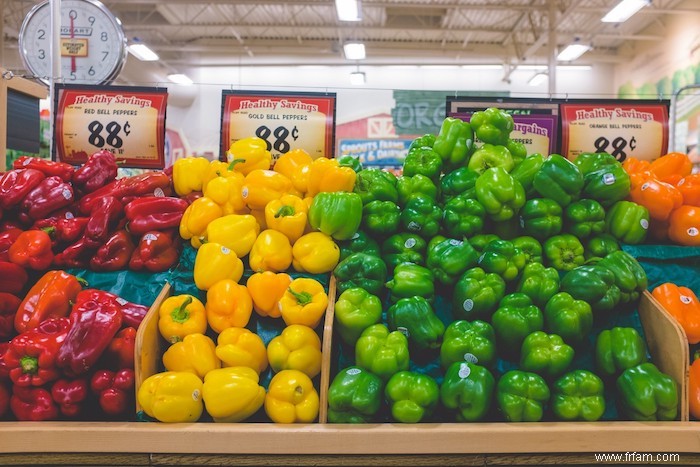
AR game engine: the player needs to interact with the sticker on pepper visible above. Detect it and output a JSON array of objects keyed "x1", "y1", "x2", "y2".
[
  {"x1": 405, "y1": 238, "x2": 416, "y2": 248},
  {"x1": 397, "y1": 326, "x2": 410, "y2": 337},
  {"x1": 458, "y1": 363, "x2": 471, "y2": 379},
  {"x1": 640, "y1": 219, "x2": 649, "y2": 229},
  {"x1": 603, "y1": 173, "x2": 616, "y2": 185},
  {"x1": 463, "y1": 299, "x2": 474, "y2": 312},
  {"x1": 689, "y1": 228, "x2": 699, "y2": 237},
  {"x1": 346, "y1": 368, "x2": 361, "y2": 375},
  {"x1": 681, "y1": 295, "x2": 693, "y2": 304},
  {"x1": 463, "y1": 353, "x2": 478, "y2": 364},
  {"x1": 154, "y1": 188, "x2": 165, "y2": 197}
]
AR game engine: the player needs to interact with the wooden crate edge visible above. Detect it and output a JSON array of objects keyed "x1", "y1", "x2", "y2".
[{"x1": 318, "y1": 275, "x2": 337, "y2": 423}]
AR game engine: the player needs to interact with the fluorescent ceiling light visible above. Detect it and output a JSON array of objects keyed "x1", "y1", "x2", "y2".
[
  {"x1": 557, "y1": 43, "x2": 591, "y2": 61},
  {"x1": 335, "y1": 0, "x2": 361, "y2": 21},
  {"x1": 421, "y1": 65, "x2": 459, "y2": 69},
  {"x1": 349, "y1": 71, "x2": 366, "y2": 85},
  {"x1": 167, "y1": 73, "x2": 193, "y2": 85},
  {"x1": 601, "y1": 0, "x2": 650, "y2": 23},
  {"x1": 128, "y1": 43, "x2": 159, "y2": 61},
  {"x1": 343, "y1": 42, "x2": 366, "y2": 60},
  {"x1": 528, "y1": 72, "x2": 548, "y2": 86},
  {"x1": 461, "y1": 64, "x2": 503, "y2": 70}
]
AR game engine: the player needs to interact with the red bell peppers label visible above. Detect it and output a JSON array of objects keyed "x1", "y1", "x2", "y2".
[
  {"x1": 561, "y1": 102, "x2": 670, "y2": 162},
  {"x1": 54, "y1": 84, "x2": 167, "y2": 168},
  {"x1": 221, "y1": 91, "x2": 336, "y2": 163}
]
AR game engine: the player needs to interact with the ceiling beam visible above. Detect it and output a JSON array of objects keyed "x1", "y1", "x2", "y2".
[{"x1": 110, "y1": 0, "x2": 548, "y2": 10}]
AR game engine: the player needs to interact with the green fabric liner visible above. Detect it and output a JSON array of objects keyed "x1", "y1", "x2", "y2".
[{"x1": 622, "y1": 244, "x2": 700, "y2": 291}]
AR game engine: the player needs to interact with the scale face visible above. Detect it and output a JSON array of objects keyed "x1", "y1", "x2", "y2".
[{"x1": 19, "y1": 0, "x2": 128, "y2": 85}]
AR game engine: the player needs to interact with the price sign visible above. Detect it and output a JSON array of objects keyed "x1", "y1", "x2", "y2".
[
  {"x1": 54, "y1": 84, "x2": 167, "y2": 168},
  {"x1": 561, "y1": 102, "x2": 670, "y2": 162},
  {"x1": 221, "y1": 91, "x2": 336, "y2": 162}
]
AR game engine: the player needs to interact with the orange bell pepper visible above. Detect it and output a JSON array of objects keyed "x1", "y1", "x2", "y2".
[
  {"x1": 246, "y1": 271, "x2": 292, "y2": 318},
  {"x1": 668, "y1": 205, "x2": 700, "y2": 246},
  {"x1": 648, "y1": 218, "x2": 669, "y2": 242},
  {"x1": 206, "y1": 279, "x2": 253, "y2": 333},
  {"x1": 622, "y1": 157, "x2": 651, "y2": 176},
  {"x1": 652, "y1": 282, "x2": 700, "y2": 344},
  {"x1": 15, "y1": 270, "x2": 83, "y2": 333},
  {"x1": 305, "y1": 158, "x2": 356, "y2": 197},
  {"x1": 690, "y1": 351, "x2": 700, "y2": 420},
  {"x1": 677, "y1": 174, "x2": 700, "y2": 206},
  {"x1": 274, "y1": 149, "x2": 313, "y2": 195},
  {"x1": 649, "y1": 152, "x2": 692, "y2": 185},
  {"x1": 628, "y1": 177, "x2": 683, "y2": 222}
]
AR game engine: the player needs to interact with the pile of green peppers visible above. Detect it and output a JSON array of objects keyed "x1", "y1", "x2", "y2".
[{"x1": 329, "y1": 108, "x2": 678, "y2": 424}]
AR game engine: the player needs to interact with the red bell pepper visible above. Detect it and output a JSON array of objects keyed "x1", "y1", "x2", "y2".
[
  {"x1": 78, "y1": 171, "x2": 172, "y2": 214},
  {"x1": 90, "y1": 229, "x2": 135, "y2": 271},
  {"x1": 57, "y1": 295, "x2": 123, "y2": 376},
  {"x1": 71, "y1": 289, "x2": 148, "y2": 329},
  {"x1": 0, "y1": 293, "x2": 21, "y2": 340},
  {"x1": 124, "y1": 197, "x2": 188, "y2": 235},
  {"x1": 0, "y1": 220, "x2": 24, "y2": 232},
  {"x1": 15, "y1": 270, "x2": 83, "y2": 333},
  {"x1": 8, "y1": 229, "x2": 54, "y2": 270},
  {"x1": 84, "y1": 196, "x2": 124, "y2": 247},
  {"x1": 0, "y1": 342, "x2": 10, "y2": 380},
  {"x1": 53, "y1": 237, "x2": 96, "y2": 268},
  {"x1": 0, "y1": 169, "x2": 45, "y2": 209},
  {"x1": 184, "y1": 191, "x2": 203, "y2": 205},
  {"x1": 13, "y1": 156, "x2": 74, "y2": 182},
  {"x1": 129, "y1": 230, "x2": 179, "y2": 272},
  {"x1": 10, "y1": 385, "x2": 59, "y2": 421},
  {"x1": 5, "y1": 317, "x2": 71, "y2": 386},
  {"x1": 72, "y1": 149, "x2": 119, "y2": 194},
  {"x1": 32, "y1": 215, "x2": 89, "y2": 245},
  {"x1": 104, "y1": 327, "x2": 136, "y2": 370},
  {"x1": 90, "y1": 368, "x2": 134, "y2": 416},
  {"x1": 0, "y1": 228, "x2": 22, "y2": 261},
  {"x1": 19, "y1": 176, "x2": 74, "y2": 222},
  {"x1": 51, "y1": 377, "x2": 89, "y2": 418},
  {"x1": 0, "y1": 261, "x2": 28, "y2": 295},
  {"x1": 0, "y1": 381, "x2": 9, "y2": 418}
]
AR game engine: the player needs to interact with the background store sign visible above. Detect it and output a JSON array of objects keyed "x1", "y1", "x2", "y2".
[
  {"x1": 221, "y1": 90, "x2": 336, "y2": 162},
  {"x1": 53, "y1": 84, "x2": 167, "y2": 168},
  {"x1": 338, "y1": 138, "x2": 412, "y2": 167},
  {"x1": 561, "y1": 101, "x2": 670, "y2": 162}
]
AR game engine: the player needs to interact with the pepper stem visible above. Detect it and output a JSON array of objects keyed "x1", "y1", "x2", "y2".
[
  {"x1": 41, "y1": 226, "x2": 56, "y2": 238},
  {"x1": 694, "y1": 350, "x2": 700, "y2": 363},
  {"x1": 275, "y1": 205, "x2": 296, "y2": 218},
  {"x1": 76, "y1": 277, "x2": 89, "y2": 287},
  {"x1": 20, "y1": 356, "x2": 38, "y2": 375},
  {"x1": 170, "y1": 296, "x2": 193, "y2": 323},
  {"x1": 228, "y1": 159, "x2": 246, "y2": 170},
  {"x1": 287, "y1": 287, "x2": 313, "y2": 306}
]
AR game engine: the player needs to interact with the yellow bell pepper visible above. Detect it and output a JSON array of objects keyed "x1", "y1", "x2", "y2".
[
  {"x1": 267, "y1": 324, "x2": 322, "y2": 378},
  {"x1": 202, "y1": 159, "x2": 245, "y2": 193},
  {"x1": 203, "y1": 175, "x2": 247, "y2": 216},
  {"x1": 278, "y1": 277, "x2": 328, "y2": 328},
  {"x1": 162, "y1": 333, "x2": 221, "y2": 379},
  {"x1": 206, "y1": 279, "x2": 253, "y2": 333},
  {"x1": 179, "y1": 196, "x2": 223, "y2": 242},
  {"x1": 158, "y1": 294, "x2": 207, "y2": 343},
  {"x1": 246, "y1": 271, "x2": 292, "y2": 318},
  {"x1": 194, "y1": 242, "x2": 244, "y2": 290},
  {"x1": 305, "y1": 157, "x2": 356, "y2": 197},
  {"x1": 264, "y1": 194, "x2": 307, "y2": 244},
  {"x1": 249, "y1": 229, "x2": 293, "y2": 272},
  {"x1": 173, "y1": 156, "x2": 210, "y2": 197},
  {"x1": 241, "y1": 169, "x2": 297, "y2": 211},
  {"x1": 274, "y1": 149, "x2": 313, "y2": 195},
  {"x1": 249, "y1": 208, "x2": 268, "y2": 231},
  {"x1": 292, "y1": 232, "x2": 340, "y2": 274},
  {"x1": 264, "y1": 369, "x2": 319, "y2": 423},
  {"x1": 227, "y1": 137, "x2": 272, "y2": 176},
  {"x1": 137, "y1": 371, "x2": 204, "y2": 423},
  {"x1": 303, "y1": 197, "x2": 315, "y2": 234},
  {"x1": 215, "y1": 327, "x2": 268, "y2": 374},
  {"x1": 202, "y1": 367, "x2": 266, "y2": 423},
  {"x1": 201, "y1": 214, "x2": 260, "y2": 258}
]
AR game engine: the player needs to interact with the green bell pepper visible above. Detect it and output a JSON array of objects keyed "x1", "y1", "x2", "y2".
[
  {"x1": 595, "y1": 327, "x2": 648, "y2": 378},
  {"x1": 400, "y1": 195, "x2": 442, "y2": 239},
  {"x1": 543, "y1": 292, "x2": 593, "y2": 346},
  {"x1": 572, "y1": 152, "x2": 618, "y2": 176},
  {"x1": 516, "y1": 262, "x2": 560, "y2": 308},
  {"x1": 452, "y1": 267, "x2": 506, "y2": 321},
  {"x1": 616, "y1": 363, "x2": 678, "y2": 421},
  {"x1": 334, "y1": 288, "x2": 383, "y2": 346},
  {"x1": 337, "y1": 155, "x2": 363, "y2": 173},
  {"x1": 385, "y1": 371, "x2": 439, "y2": 423},
  {"x1": 353, "y1": 168, "x2": 399, "y2": 205},
  {"x1": 511, "y1": 153, "x2": 544, "y2": 198},
  {"x1": 475, "y1": 167, "x2": 526, "y2": 221},
  {"x1": 469, "y1": 233, "x2": 500, "y2": 254},
  {"x1": 442, "y1": 195, "x2": 486, "y2": 238},
  {"x1": 440, "y1": 319, "x2": 497, "y2": 369},
  {"x1": 339, "y1": 231, "x2": 381, "y2": 262},
  {"x1": 584, "y1": 233, "x2": 619, "y2": 260},
  {"x1": 441, "y1": 362, "x2": 495, "y2": 422},
  {"x1": 506, "y1": 139, "x2": 528, "y2": 166},
  {"x1": 433, "y1": 117, "x2": 475, "y2": 170},
  {"x1": 426, "y1": 236, "x2": 479, "y2": 286},
  {"x1": 582, "y1": 165, "x2": 631, "y2": 208},
  {"x1": 543, "y1": 234, "x2": 585, "y2": 272},
  {"x1": 308, "y1": 191, "x2": 363, "y2": 240},
  {"x1": 512, "y1": 236, "x2": 543, "y2": 265},
  {"x1": 355, "y1": 324, "x2": 410, "y2": 381},
  {"x1": 334, "y1": 252, "x2": 388, "y2": 295},
  {"x1": 408, "y1": 133, "x2": 436, "y2": 152},
  {"x1": 491, "y1": 293, "x2": 544, "y2": 356},
  {"x1": 402, "y1": 147, "x2": 443, "y2": 182},
  {"x1": 497, "y1": 370, "x2": 550, "y2": 422},
  {"x1": 564, "y1": 199, "x2": 606, "y2": 239},
  {"x1": 468, "y1": 144, "x2": 515, "y2": 174},
  {"x1": 551, "y1": 370, "x2": 606, "y2": 421},
  {"x1": 385, "y1": 262, "x2": 434, "y2": 303},
  {"x1": 381, "y1": 233, "x2": 427, "y2": 271},
  {"x1": 559, "y1": 265, "x2": 621, "y2": 314},
  {"x1": 477, "y1": 239, "x2": 527, "y2": 282},
  {"x1": 605, "y1": 200, "x2": 649, "y2": 244},
  {"x1": 520, "y1": 331, "x2": 575, "y2": 378},
  {"x1": 362, "y1": 200, "x2": 400, "y2": 238},
  {"x1": 532, "y1": 154, "x2": 584, "y2": 207},
  {"x1": 469, "y1": 107, "x2": 514, "y2": 146},
  {"x1": 387, "y1": 296, "x2": 445, "y2": 350},
  {"x1": 327, "y1": 366, "x2": 383, "y2": 423},
  {"x1": 597, "y1": 250, "x2": 648, "y2": 304},
  {"x1": 396, "y1": 174, "x2": 438, "y2": 207},
  {"x1": 489, "y1": 216, "x2": 521, "y2": 241},
  {"x1": 440, "y1": 167, "x2": 479, "y2": 203},
  {"x1": 519, "y1": 198, "x2": 563, "y2": 241}
]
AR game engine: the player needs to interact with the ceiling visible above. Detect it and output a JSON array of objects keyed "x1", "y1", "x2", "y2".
[{"x1": 1, "y1": 0, "x2": 696, "y2": 83}]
